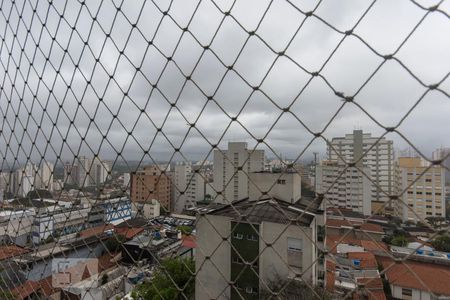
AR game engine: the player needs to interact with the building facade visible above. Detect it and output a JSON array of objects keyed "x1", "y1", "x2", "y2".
[
  {"x1": 130, "y1": 165, "x2": 172, "y2": 212},
  {"x1": 213, "y1": 142, "x2": 265, "y2": 204},
  {"x1": 195, "y1": 197, "x2": 321, "y2": 300},
  {"x1": 398, "y1": 157, "x2": 445, "y2": 222},
  {"x1": 248, "y1": 171, "x2": 301, "y2": 204},
  {"x1": 316, "y1": 160, "x2": 372, "y2": 216},
  {"x1": 328, "y1": 130, "x2": 395, "y2": 212}
]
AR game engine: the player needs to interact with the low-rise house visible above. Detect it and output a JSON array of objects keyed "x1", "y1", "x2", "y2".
[
  {"x1": 326, "y1": 219, "x2": 385, "y2": 242},
  {"x1": 378, "y1": 256, "x2": 450, "y2": 300}
]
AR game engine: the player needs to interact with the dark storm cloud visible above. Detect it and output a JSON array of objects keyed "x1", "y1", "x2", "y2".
[{"x1": 0, "y1": 0, "x2": 449, "y2": 166}]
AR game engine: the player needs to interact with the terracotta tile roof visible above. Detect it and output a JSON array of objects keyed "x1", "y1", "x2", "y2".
[
  {"x1": 115, "y1": 227, "x2": 144, "y2": 240},
  {"x1": 0, "y1": 245, "x2": 29, "y2": 261},
  {"x1": 79, "y1": 224, "x2": 114, "y2": 239},
  {"x1": 357, "y1": 277, "x2": 384, "y2": 289},
  {"x1": 353, "y1": 289, "x2": 386, "y2": 300},
  {"x1": 326, "y1": 271, "x2": 335, "y2": 292},
  {"x1": 379, "y1": 257, "x2": 450, "y2": 296},
  {"x1": 326, "y1": 260, "x2": 336, "y2": 292},
  {"x1": 326, "y1": 219, "x2": 356, "y2": 228},
  {"x1": 11, "y1": 277, "x2": 53, "y2": 300},
  {"x1": 360, "y1": 223, "x2": 384, "y2": 233},
  {"x1": 326, "y1": 260, "x2": 336, "y2": 271},
  {"x1": 347, "y1": 252, "x2": 378, "y2": 269},
  {"x1": 326, "y1": 235, "x2": 362, "y2": 254},
  {"x1": 98, "y1": 252, "x2": 119, "y2": 273},
  {"x1": 326, "y1": 219, "x2": 384, "y2": 233},
  {"x1": 326, "y1": 235, "x2": 389, "y2": 255},
  {"x1": 366, "y1": 290, "x2": 387, "y2": 300},
  {"x1": 182, "y1": 235, "x2": 196, "y2": 249},
  {"x1": 360, "y1": 240, "x2": 389, "y2": 254}
]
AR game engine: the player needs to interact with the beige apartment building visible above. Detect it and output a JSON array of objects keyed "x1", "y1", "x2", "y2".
[
  {"x1": 130, "y1": 165, "x2": 172, "y2": 212},
  {"x1": 398, "y1": 157, "x2": 445, "y2": 223}
]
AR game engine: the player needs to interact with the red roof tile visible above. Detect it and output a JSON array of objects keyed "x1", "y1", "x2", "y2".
[
  {"x1": 379, "y1": 257, "x2": 450, "y2": 296},
  {"x1": 182, "y1": 235, "x2": 196, "y2": 249},
  {"x1": 11, "y1": 277, "x2": 53, "y2": 300},
  {"x1": 326, "y1": 219, "x2": 384, "y2": 233},
  {"x1": 114, "y1": 227, "x2": 144, "y2": 240},
  {"x1": 326, "y1": 235, "x2": 362, "y2": 254},
  {"x1": 360, "y1": 223, "x2": 384, "y2": 233},
  {"x1": 0, "y1": 245, "x2": 29, "y2": 261},
  {"x1": 360, "y1": 240, "x2": 389, "y2": 253},
  {"x1": 326, "y1": 219, "x2": 356, "y2": 228},
  {"x1": 79, "y1": 224, "x2": 114, "y2": 239},
  {"x1": 348, "y1": 252, "x2": 378, "y2": 269},
  {"x1": 326, "y1": 270, "x2": 335, "y2": 292}
]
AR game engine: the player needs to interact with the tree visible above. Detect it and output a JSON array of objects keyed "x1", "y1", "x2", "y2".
[
  {"x1": 101, "y1": 274, "x2": 109, "y2": 285},
  {"x1": 431, "y1": 235, "x2": 450, "y2": 252},
  {"x1": 391, "y1": 235, "x2": 408, "y2": 247},
  {"x1": 425, "y1": 216, "x2": 446, "y2": 229},
  {"x1": 104, "y1": 235, "x2": 126, "y2": 253},
  {"x1": 132, "y1": 257, "x2": 195, "y2": 300},
  {"x1": 177, "y1": 226, "x2": 193, "y2": 235}
]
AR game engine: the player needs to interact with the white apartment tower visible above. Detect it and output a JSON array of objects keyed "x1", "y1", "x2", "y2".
[
  {"x1": 77, "y1": 156, "x2": 92, "y2": 187},
  {"x1": 316, "y1": 160, "x2": 372, "y2": 216},
  {"x1": 328, "y1": 130, "x2": 395, "y2": 212},
  {"x1": 37, "y1": 161, "x2": 54, "y2": 191},
  {"x1": 173, "y1": 163, "x2": 193, "y2": 213},
  {"x1": 173, "y1": 163, "x2": 209, "y2": 213},
  {"x1": 213, "y1": 142, "x2": 265, "y2": 203}
]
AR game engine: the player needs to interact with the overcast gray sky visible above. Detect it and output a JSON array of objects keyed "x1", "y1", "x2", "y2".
[{"x1": 0, "y1": 0, "x2": 449, "y2": 168}]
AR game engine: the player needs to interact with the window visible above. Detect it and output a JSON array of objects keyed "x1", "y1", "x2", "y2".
[
  {"x1": 247, "y1": 234, "x2": 258, "y2": 241},
  {"x1": 402, "y1": 288, "x2": 412, "y2": 297},
  {"x1": 232, "y1": 256, "x2": 242, "y2": 264},
  {"x1": 233, "y1": 232, "x2": 243, "y2": 239},
  {"x1": 288, "y1": 238, "x2": 303, "y2": 252}
]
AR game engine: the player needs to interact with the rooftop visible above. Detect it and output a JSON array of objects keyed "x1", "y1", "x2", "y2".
[
  {"x1": 347, "y1": 252, "x2": 378, "y2": 269},
  {"x1": 326, "y1": 235, "x2": 389, "y2": 255},
  {"x1": 0, "y1": 245, "x2": 29, "y2": 261},
  {"x1": 208, "y1": 196, "x2": 322, "y2": 226},
  {"x1": 379, "y1": 256, "x2": 450, "y2": 296},
  {"x1": 326, "y1": 219, "x2": 384, "y2": 233}
]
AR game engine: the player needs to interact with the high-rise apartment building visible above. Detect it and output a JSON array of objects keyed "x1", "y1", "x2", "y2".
[
  {"x1": 432, "y1": 147, "x2": 450, "y2": 185},
  {"x1": 173, "y1": 163, "x2": 193, "y2": 213},
  {"x1": 316, "y1": 160, "x2": 372, "y2": 216},
  {"x1": 13, "y1": 162, "x2": 38, "y2": 197},
  {"x1": 398, "y1": 157, "x2": 445, "y2": 222},
  {"x1": 63, "y1": 157, "x2": 111, "y2": 187},
  {"x1": 64, "y1": 162, "x2": 79, "y2": 186},
  {"x1": 213, "y1": 142, "x2": 265, "y2": 203},
  {"x1": 37, "y1": 161, "x2": 54, "y2": 191},
  {"x1": 130, "y1": 165, "x2": 172, "y2": 212},
  {"x1": 173, "y1": 163, "x2": 210, "y2": 213},
  {"x1": 77, "y1": 156, "x2": 92, "y2": 187},
  {"x1": 91, "y1": 157, "x2": 111, "y2": 186},
  {"x1": 328, "y1": 130, "x2": 395, "y2": 212}
]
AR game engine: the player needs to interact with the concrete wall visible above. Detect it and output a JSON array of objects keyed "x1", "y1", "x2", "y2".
[
  {"x1": 195, "y1": 214, "x2": 231, "y2": 300},
  {"x1": 249, "y1": 172, "x2": 301, "y2": 203},
  {"x1": 259, "y1": 221, "x2": 316, "y2": 288},
  {"x1": 391, "y1": 285, "x2": 431, "y2": 300}
]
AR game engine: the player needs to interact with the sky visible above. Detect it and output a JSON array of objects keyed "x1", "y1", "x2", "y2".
[{"x1": 0, "y1": 0, "x2": 449, "y2": 169}]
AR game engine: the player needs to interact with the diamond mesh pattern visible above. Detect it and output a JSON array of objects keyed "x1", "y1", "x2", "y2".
[{"x1": 0, "y1": 0, "x2": 449, "y2": 299}]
